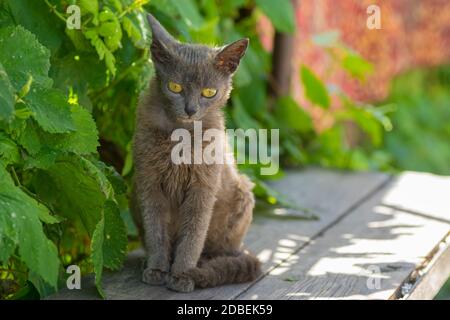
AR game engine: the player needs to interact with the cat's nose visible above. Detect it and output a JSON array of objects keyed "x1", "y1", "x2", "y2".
[{"x1": 185, "y1": 104, "x2": 197, "y2": 117}]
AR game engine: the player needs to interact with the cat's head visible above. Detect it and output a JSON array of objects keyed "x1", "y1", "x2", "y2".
[{"x1": 147, "y1": 14, "x2": 248, "y2": 122}]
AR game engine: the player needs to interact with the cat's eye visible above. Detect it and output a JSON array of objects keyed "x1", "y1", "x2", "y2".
[
  {"x1": 168, "y1": 81, "x2": 183, "y2": 93},
  {"x1": 201, "y1": 88, "x2": 217, "y2": 98}
]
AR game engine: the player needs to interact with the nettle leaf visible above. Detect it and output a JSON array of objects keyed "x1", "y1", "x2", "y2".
[
  {"x1": 91, "y1": 200, "x2": 127, "y2": 298},
  {"x1": 23, "y1": 148, "x2": 58, "y2": 170},
  {"x1": 0, "y1": 132, "x2": 20, "y2": 165},
  {"x1": 300, "y1": 65, "x2": 330, "y2": 109},
  {"x1": 255, "y1": 0, "x2": 296, "y2": 34},
  {"x1": 24, "y1": 86, "x2": 75, "y2": 133},
  {"x1": 91, "y1": 216, "x2": 105, "y2": 298},
  {"x1": 19, "y1": 105, "x2": 99, "y2": 156},
  {"x1": 34, "y1": 155, "x2": 112, "y2": 234},
  {"x1": 0, "y1": 166, "x2": 59, "y2": 288},
  {"x1": 0, "y1": 235, "x2": 15, "y2": 263},
  {"x1": 91, "y1": 158, "x2": 127, "y2": 195},
  {"x1": 0, "y1": 62, "x2": 14, "y2": 121},
  {"x1": 6, "y1": 0, "x2": 64, "y2": 52},
  {"x1": 0, "y1": 25, "x2": 52, "y2": 89},
  {"x1": 101, "y1": 200, "x2": 127, "y2": 270},
  {"x1": 50, "y1": 53, "x2": 107, "y2": 93}
]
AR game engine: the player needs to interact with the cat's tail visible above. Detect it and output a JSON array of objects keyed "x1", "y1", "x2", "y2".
[{"x1": 187, "y1": 251, "x2": 262, "y2": 288}]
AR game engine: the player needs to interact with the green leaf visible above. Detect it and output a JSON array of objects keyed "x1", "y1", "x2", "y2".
[
  {"x1": 84, "y1": 29, "x2": 117, "y2": 75},
  {"x1": 300, "y1": 65, "x2": 330, "y2": 109},
  {"x1": 24, "y1": 86, "x2": 75, "y2": 133},
  {"x1": 232, "y1": 96, "x2": 261, "y2": 130},
  {"x1": 80, "y1": 0, "x2": 99, "y2": 17},
  {"x1": 105, "y1": 0, "x2": 123, "y2": 13},
  {"x1": 274, "y1": 96, "x2": 313, "y2": 133},
  {"x1": 91, "y1": 217, "x2": 105, "y2": 298},
  {"x1": 341, "y1": 53, "x2": 374, "y2": 81},
  {"x1": 235, "y1": 79, "x2": 267, "y2": 118},
  {"x1": 0, "y1": 25, "x2": 52, "y2": 89},
  {"x1": 65, "y1": 29, "x2": 92, "y2": 52},
  {"x1": 50, "y1": 53, "x2": 107, "y2": 93},
  {"x1": 122, "y1": 16, "x2": 143, "y2": 47},
  {"x1": 0, "y1": 132, "x2": 20, "y2": 165},
  {"x1": 17, "y1": 74, "x2": 33, "y2": 99},
  {"x1": 19, "y1": 105, "x2": 99, "y2": 156},
  {"x1": 169, "y1": 0, "x2": 204, "y2": 29},
  {"x1": 101, "y1": 200, "x2": 127, "y2": 270},
  {"x1": 28, "y1": 271, "x2": 57, "y2": 298},
  {"x1": 33, "y1": 154, "x2": 127, "y2": 298},
  {"x1": 0, "y1": 62, "x2": 14, "y2": 121},
  {"x1": 37, "y1": 209, "x2": 63, "y2": 225},
  {"x1": 92, "y1": 159, "x2": 127, "y2": 195},
  {"x1": 23, "y1": 148, "x2": 58, "y2": 170},
  {"x1": 0, "y1": 166, "x2": 59, "y2": 288},
  {"x1": 255, "y1": 0, "x2": 296, "y2": 33},
  {"x1": 0, "y1": 235, "x2": 15, "y2": 263},
  {"x1": 98, "y1": 9, "x2": 122, "y2": 52},
  {"x1": 34, "y1": 155, "x2": 113, "y2": 235},
  {"x1": 6, "y1": 0, "x2": 63, "y2": 52}
]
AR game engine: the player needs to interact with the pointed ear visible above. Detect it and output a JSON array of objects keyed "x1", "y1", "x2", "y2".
[
  {"x1": 214, "y1": 38, "x2": 249, "y2": 74},
  {"x1": 147, "y1": 13, "x2": 177, "y2": 64}
]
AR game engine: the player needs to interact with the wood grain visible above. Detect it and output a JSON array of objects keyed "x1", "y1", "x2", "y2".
[{"x1": 238, "y1": 174, "x2": 450, "y2": 300}]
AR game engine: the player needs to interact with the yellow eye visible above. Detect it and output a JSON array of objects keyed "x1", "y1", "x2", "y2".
[
  {"x1": 168, "y1": 81, "x2": 183, "y2": 93},
  {"x1": 201, "y1": 88, "x2": 217, "y2": 98}
]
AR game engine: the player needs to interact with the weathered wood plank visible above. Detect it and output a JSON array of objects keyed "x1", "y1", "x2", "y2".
[
  {"x1": 400, "y1": 233, "x2": 450, "y2": 299},
  {"x1": 49, "y1": 169, "x2": 388, "y2": 300},
  {"x1": 382, "y1": 172, "x2": 450, "y2": 223},
  {"x1": 238, "y1": 174, "x2": 450, "y2": 300}
]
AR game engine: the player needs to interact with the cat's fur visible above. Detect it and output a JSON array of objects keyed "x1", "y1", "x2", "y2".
[{"x1": 130, "y1": 14, "x2": 261, "y2": 293}]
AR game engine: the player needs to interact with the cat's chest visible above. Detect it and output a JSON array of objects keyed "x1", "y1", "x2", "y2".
[
  {"x1": 147, "y1": 137, "x2": 192, "y2": 199},
  {"x1": 160, "y1": 161, "x2": 191, "y2": 198},
  {"x1": 145, "y1": 130, "x2": 219, "y2": 201}
]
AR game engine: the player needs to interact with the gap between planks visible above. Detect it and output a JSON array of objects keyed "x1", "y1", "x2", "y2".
[{"x1": 238, "y1": 172, "x2": 450, "y2": 300}]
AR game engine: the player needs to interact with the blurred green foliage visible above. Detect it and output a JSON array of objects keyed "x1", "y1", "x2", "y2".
[
  {"x1": 0, "y1": 0, "x2": 390, "y2": 299},
  {"x1": 382, "y1": 65, "x2": 450, "y2": 175}
]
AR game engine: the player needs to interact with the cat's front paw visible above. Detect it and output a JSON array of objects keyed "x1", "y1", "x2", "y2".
[
  {"x1": 166, "y1": 273, "x2": 195, "y2": 293},
  {"x1": 142, "y1": 268, "x2": 167, "y2": 286}
]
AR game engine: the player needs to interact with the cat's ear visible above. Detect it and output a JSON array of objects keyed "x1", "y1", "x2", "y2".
[
  {"x1": 147, "y1": 13, "x2": 177, "y2": 64},
  {"x1": 214, "y1": 38, "x2": 249, "y2": 74}
]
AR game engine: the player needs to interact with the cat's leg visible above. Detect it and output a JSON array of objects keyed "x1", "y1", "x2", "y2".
[
  {"x1": 184, "y1": 174, "x2": 259, "y2": 289},
  {"x1": 225, "y1": 174, "x2": 255, "y2": 248},
  {"x1": 166, "y1": 186, "x2": 217, "y2": 293},
  {"x1": 138, "y1": 186, "x2": 172, "y2": 286}
]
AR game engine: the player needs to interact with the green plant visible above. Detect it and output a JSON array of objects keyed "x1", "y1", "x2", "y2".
[
  {"x1": 0, "y1": 0, "x2": 389, "y2": 299},
  {"x1": 382, "y1": 65, "x2": 450, "y2": 175},
  {"x1": 0, "y1": 0, "x2": 148, "y2": 299}
]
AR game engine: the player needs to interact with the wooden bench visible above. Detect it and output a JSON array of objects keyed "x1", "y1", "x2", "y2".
[{"x1": 49, "y1": 168, "x2": 450, "y2": 300}]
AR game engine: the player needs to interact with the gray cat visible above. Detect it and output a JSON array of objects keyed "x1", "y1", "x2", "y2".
[{"x1": 130, "y1": 14, "x2": 261, "y2": 293}]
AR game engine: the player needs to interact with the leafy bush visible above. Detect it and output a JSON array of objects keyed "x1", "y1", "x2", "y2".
[
  {"x1": 0, "y1": 0, "x2": 388, "y2": 299},
  {"x1": 0, "y1": 0, "x2": 147, "y2": 299}
]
